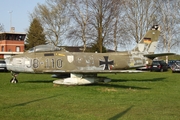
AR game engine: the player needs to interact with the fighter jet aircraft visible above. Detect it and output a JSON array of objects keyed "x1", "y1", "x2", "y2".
[{"x1": 5, "y1": 25, "x2": 174, "y2": 85}]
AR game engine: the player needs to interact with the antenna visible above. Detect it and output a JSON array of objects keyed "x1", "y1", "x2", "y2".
[{"x1": 8, "y1": 11, "x2": 13, "y2": 31}]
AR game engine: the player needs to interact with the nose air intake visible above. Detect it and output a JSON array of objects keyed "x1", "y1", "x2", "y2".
[
  {"x1": 5, "y1": 56, "x2": 24, "y2": 72},
  {"x1": 5, "y1": 57, "x2": 12, "y2": 71}
]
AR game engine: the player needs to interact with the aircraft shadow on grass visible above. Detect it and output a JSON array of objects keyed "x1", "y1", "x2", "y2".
[
  {"x1": 108, "y1": 106, "x2": 133, "y2": 120},
  {"x1": 90, "y1": 77, "x2": 166, "y2": 90},
  {"x1": 110, "y1": 77, "x2": 166, "y2": 82},
  {"x1": 22, "y1": 79, "x2": 152, "y2": 90},
  {"x1": 20, "y1": 77, "x2": 165, "y2": 84},
  {"x1": 92, "y1": 83, "x2": 151, "y2": 90},
  {"x1": 20, "y1": 80, "x2": 54, "y2": 83},
  {"x1": 87, "y1": 77, "x2": 164, "y2": 90},
  {"x1": 2, "y1": 95, "x2": 59, "y2": 110},
  {"x1": 20, "y1": 77, "x2": 166, "y2": 90}
]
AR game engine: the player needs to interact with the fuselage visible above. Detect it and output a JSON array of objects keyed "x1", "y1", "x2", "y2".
[{"x1": 5, "y1": 50, "x2": 149, "y2": 73}]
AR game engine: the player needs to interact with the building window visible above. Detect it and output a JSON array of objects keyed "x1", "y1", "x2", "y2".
[
  {"x1": 1, "y1": 46, "x2": 4, "y2": 51},
  {"x1": 16, "y1": 46, "x2": 20, "y2": 52}
]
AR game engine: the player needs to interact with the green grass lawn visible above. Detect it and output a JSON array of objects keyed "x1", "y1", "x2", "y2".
[{"x1": 0, "y1": 71, "x2": 180, "y2": 120}]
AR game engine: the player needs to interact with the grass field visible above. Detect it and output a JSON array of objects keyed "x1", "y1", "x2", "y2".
[{"x1": 0, "y1": 71, "x2": 180, "y2": 120}]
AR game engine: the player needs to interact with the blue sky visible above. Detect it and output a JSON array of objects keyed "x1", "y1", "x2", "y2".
[{"x1": 0, "y1": 0, "x2": 46, "y2": 33}]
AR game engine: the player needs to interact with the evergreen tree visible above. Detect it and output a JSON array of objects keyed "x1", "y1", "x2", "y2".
[{"x1": 26, "y1": 18, "x2": 46, "y2": 50}]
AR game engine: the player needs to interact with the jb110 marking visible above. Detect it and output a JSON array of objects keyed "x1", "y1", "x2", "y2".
[{"x1": 26, "y1": 58, "x2": 63, "y2": 69}]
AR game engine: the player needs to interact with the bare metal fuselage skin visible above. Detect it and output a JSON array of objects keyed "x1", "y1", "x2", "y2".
[{"x1": 6, "y1": 51, "x2": 148, "y2": 73}]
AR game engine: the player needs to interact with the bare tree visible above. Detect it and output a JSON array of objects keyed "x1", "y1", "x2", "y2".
[
  {"x1": 154, "y1": 0, "x2": 180, "y2": 62},
  {"x1": 86, "y1": 0, "x2": 119, "y2": 53},
  {"x1": 68, "y1": 0, "x2": 90, "y2": 52},
  {"x1": 32, "y1": 0, "x2": 70, "y2": 46},
  {"x1": 30, "y1": 0, "x2": 180, "y2": 54},
  {"x1": 155, "y1": 0, "x2": 180, "y2": 53},
  {"x1": 121, "y1": 0, "x2": 158, "y2": 45},
  {"x1": 109, "y1": 1, "x2": 125, "y2": 51},
  {"x1": 68, "y1": 0, "x2": 120, "y2": 52}
]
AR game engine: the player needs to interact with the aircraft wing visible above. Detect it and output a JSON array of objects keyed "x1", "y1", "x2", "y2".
[
  {"x1": 43, "y1": 69, "x2": 145, "y2": 73},
  {"x1": 144, "y1": 53, "x2": 176, "y2": 60}
]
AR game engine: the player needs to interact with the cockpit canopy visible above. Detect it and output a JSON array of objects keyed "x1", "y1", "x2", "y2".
[{"x1": 28, "y1": 44, "x2": 61, "y2": 52}]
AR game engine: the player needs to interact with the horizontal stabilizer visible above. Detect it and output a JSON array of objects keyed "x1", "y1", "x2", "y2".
[{"x1": 144, "y1": 53, "x2": 176, "y2": 60}]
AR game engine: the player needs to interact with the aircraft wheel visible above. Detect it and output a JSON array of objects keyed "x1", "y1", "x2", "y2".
[{"x1": 10, "y1": 78, "x2": 18, "y2": 83}]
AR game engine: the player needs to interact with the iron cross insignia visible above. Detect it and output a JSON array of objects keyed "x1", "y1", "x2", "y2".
[{"x1": 99, "y1": 56, "x2": 114, "y2": 70}]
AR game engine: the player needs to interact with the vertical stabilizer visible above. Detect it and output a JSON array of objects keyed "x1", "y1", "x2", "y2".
[{"x1": 133, "y1": 25, "x2": 160, "y2": 54}]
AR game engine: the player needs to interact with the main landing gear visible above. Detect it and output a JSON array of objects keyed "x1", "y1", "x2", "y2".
[{"x1": 10, "y1": 71, "x2": 18, "y2": 83}]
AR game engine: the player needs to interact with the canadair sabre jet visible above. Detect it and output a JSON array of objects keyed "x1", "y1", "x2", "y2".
[{"x1": 5, "y1": 25, "x2": 174, "y2": 85}]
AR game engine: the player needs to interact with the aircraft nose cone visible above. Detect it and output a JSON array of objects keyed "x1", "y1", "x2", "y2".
[{"x1": 5, "y1": 57, "x2": 13, "y2": 71}]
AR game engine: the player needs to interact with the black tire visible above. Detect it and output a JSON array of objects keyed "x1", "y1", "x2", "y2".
[{"x1": 10, "y1": 78, "x2": 18, "y2": 83}]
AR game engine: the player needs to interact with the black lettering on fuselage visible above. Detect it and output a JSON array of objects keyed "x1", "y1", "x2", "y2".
[
  {"x1": 33, "y1": 59, "x2": 39, "y2": 68},
  {"x1": 28, "y1": 58, "x2": 63, "y2": 69}
]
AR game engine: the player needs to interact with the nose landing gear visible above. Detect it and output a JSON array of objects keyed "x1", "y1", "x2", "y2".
[{"x1": 10, "y1": 71, "x2": 18, "y2": 83}]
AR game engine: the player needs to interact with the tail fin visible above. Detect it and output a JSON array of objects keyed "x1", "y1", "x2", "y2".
[{"x1": 133, "y1": 25, "x2": 160, "y2": 54}]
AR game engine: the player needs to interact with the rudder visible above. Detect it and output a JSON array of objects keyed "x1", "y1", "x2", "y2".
[{"x1": 133, "y1": 25, "x2": 160, "y2": 54}]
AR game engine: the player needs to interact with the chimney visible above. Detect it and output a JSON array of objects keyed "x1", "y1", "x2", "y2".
[{"x1": 10, "y1": 27, "x2": 15, "y2": 32}]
